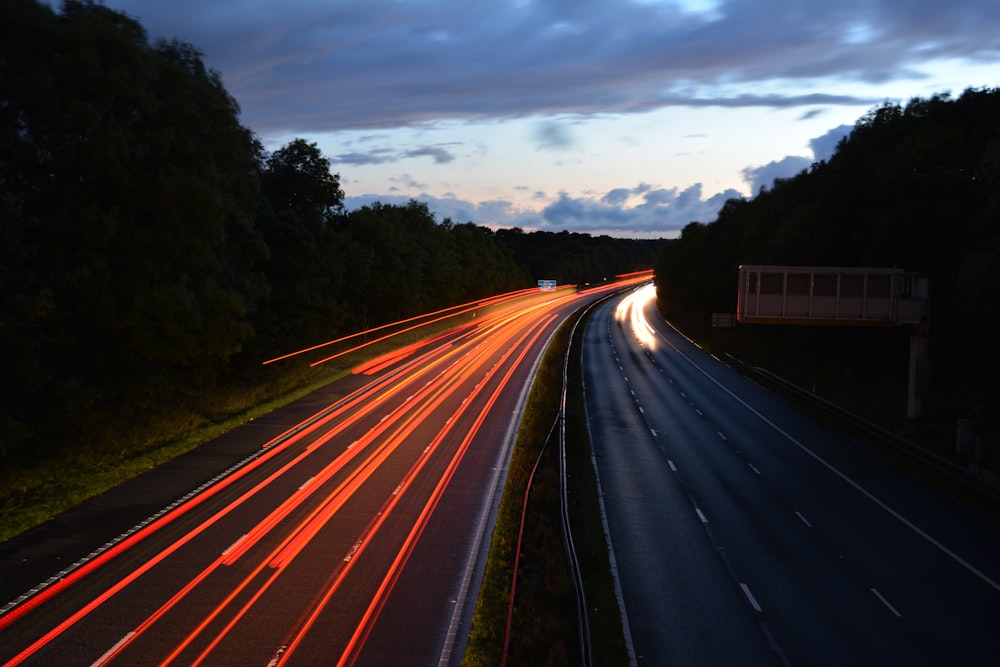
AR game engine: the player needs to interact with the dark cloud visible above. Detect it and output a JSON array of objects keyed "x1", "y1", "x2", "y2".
[
  {"x1": 330, "y1": 144, "x2": 457, "y2": 166},
  {"x1": 809, "y1": 124, "x2": 854, "y2": 161},
  {"x1": 534, "y1": 120, "x2": 577, "y2": 151},
  {"x1": 344, "y1": 180, "x2": 742, "y2": 238},
  {"x1": 330, "y1": 148, "x2": 397, "y2": 166},
  {"x1": 741, "y1": 124, "x2": 853, "y2": 193},
  {"x1": 75, "y1": 0, "x2": 997, "y2": 237},
  {"x1": 742, "y1": 156, "x2": 812, "y2": 195},
  {"x1": 602, "y1": 188, "x2": 632, "y2": 205},
  {"x1": 538, "y1": 183, "x2": 742, "y2": 235},
  {"x1": 402, "y1": 146, "x2": 457, "y2": 164},
  {"x1": 97, "y1": 0, "x2": 1000, "y2": 134}
]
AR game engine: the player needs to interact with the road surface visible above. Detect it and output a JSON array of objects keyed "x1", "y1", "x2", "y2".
[
  {"x1": 583, "y1": 284, "x2": 1000, "y2": 666},
  {"x1": 0, "y1": 280, "x2": 645, "y2": 666}
]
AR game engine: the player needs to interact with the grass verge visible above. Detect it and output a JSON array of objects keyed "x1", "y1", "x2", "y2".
[{"x1": 0, "y1": 315, "x2": 475, "y2": 543}]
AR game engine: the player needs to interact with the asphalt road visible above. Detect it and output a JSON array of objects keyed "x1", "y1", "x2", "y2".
[
  {"x1": 0, "y1": 281, "x2": 646, "y2": 667},
  {"x1": 583, "y1": 284, "x2": 1000, "y2": 666}
]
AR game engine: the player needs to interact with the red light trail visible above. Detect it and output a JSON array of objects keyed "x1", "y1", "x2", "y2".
[{"x1": 0, "y1": 275, "x2": 651, "y2": 666}]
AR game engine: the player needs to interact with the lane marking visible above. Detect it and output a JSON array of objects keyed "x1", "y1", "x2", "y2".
[
  {"x1": 668, "y1": 460, "x2": 677, "y2": 472},
  {"x1": 717, "y1": 431, "x2": 727, "y2": 441},
  {"x1": 222, "y1": 535, "x2": 246, "y2": 557},
  {"x1": 94, "y1": 632, "x2": 135, "y2": 666},
  {"x1": 747, "y1": 463, "x2": 761, "y2": 475},
  {"x1": 740, "y1": 583, "x2": 762, "y2": 612},
  {"x1": 795, "y1": 511, "x2": 812, "y2": 528},
  {"x1": 654, "y1": 325, "x2": 1000, "y2": 595},
  {"x1": 695, "y1": 507, "x2": 708, "y2": 524},
  {"x1": 871, "y1": 588, "x2": 902, "y2": 617}
]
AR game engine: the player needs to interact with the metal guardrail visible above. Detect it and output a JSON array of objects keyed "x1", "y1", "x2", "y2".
[
  {"x1": 560, "y1": 305, "x2": 596, "y2": 667},
  {"x1": 502, "y1": 415, "x2": 558, "y2": 666},
  {"x1": 502, "y1": 304, "x2": 595, "y2": 667},
  {"x1": 504, "y1": 289, "x2": 638, "y2": 667}
]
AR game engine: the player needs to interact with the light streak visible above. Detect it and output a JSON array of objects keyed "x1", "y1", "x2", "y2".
[
  {"x1": 154, "y1": 303, "x2": 532, "y2": 664},
  {"x1": 262, "y1": 287, "x2": 541, "y2": 365},
  {"x1": 615, "y1": 283, "x2": 658, "y2": 349},
  {"x1": 277, "y1": 314, "x2": 559, "y2": 667},
  {"x1": 5, "y1": 279, "x2": 652, "y2": 665}
]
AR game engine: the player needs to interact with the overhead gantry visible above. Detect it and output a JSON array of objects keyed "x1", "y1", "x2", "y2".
[{"x1": 736, "y1": 265, "x2": 929, "y2": 419}]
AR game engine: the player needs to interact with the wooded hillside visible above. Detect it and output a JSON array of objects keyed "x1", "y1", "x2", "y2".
[
  {"x1": 0, "y1": 0, "x2": 658, "y2": 467},
  {"x1": 655, "y1": 87, "x2": 1000, "y2": 428}
]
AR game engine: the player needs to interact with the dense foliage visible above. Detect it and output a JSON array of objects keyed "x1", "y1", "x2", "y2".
[
  {"x1": 495, "y1": 228, "x2": 659, "y2": 287},
  {"x1": 655, "y1": 87, "x2": 1000, "y2": 421},
  {"x1": 0, "y1": 0, "x2": 656, "y2": 464},
  {"x1": 2, "y1": 0, "x2": 272, "y2": 457}
]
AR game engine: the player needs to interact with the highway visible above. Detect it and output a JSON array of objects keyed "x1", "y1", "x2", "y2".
[
  {"x1": 584, "y1": 284, "x2": 1000, "y2": 666},
  {"x1": 0, "y1": 279, "x2": 645, "y2": 667}
]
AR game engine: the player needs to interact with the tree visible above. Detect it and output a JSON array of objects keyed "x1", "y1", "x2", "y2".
[
  {"x1": 1, "y1": 0, "x2": 268, "y2": 447},
  {"x1": 261, "y1": 138, "x2": 344, "y2": 232},
  {"x1": 255, "y1": 139, "x2": 346, "y2": 351},
  {"x1": 654, "y1": 87, "x2": 1000, "y2": 421}
]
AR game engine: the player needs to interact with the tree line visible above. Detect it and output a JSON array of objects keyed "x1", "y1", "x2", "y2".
[
  {"x1": 655, "y1": 87, "x2": 1000, "y2": 423},
  {"x1": 0, "y1": 0, "x2": 658, "y2": 462}
]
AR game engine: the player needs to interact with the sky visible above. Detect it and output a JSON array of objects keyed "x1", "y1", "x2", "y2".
[{"x1": 82, "y1": 0, "x2": 1000, "y2": 238}]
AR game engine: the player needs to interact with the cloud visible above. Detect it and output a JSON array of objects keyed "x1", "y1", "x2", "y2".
[
  {"x1": 330, "y1": 148, "x2": 397, "y2": 166},
  {"x1": 797, "y1": 109, "x2": 826, "y2": 121},
  {"x1": 344, "y1": 192, "x2": 544, "y2": 231},
  {"x1": 809, "y1": 124, "x2": 854, "y2": 161},
  {"x1": 329, "y1": 144, "x2": 457, "y2": 166},
  {"x1": 602, "y1": 188, "x2": 632, "y2": 206},
  {"x1": 389, "y1": 173, "x2": 428, "y2": 191},
  {"x1": 403, "y1": 146, "x2": 457, "y2": 164},
  {"x1": 78, "y1": 0, "x2": 999, "y2": 238},
  {"x1": 344, "y1": 180, "x2": 743, "y2": 239},
  {"x1": 537, "y1": 184, "x2": 745, "y2": 237},
  {"x1": 742, "y1": 156, "x2": 813, "y2": 195},
  {"x1": 546, "y1": 183, "x2": 742, "y2": 232},
  {"x1": 533, "y1": 120, "x2": 576, "y2": 151},
  {"x1": 742, "y1": 124, "x2": 854, "y2": 193},
  {"x1": 99, "y1": 0, "x2": 1000, "y2": 134}
]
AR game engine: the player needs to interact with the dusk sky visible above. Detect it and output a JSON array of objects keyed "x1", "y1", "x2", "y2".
[{"x1": 90, "y1": 0, "x2": 999, "y2": 237}]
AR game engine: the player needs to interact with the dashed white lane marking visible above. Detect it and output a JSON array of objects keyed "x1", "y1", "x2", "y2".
[
  {"x1": 695, "y1": 507, "x2": 708, "y2": 524},
  {"x1": 668, "y1": 460, "x2": 677, "y2": 472},
  {"x1": 740, "y1": 583, "x2": 762, "y2": 612},
  {"x1": 747, "y1": 463, "x2": 761, "y2": 475},
  {"x1": 717, "y1": 431, "x2": 727, "y2": 441},
  {"x1": 871, "y1": 588, "x2": 902, "y2": 617},
  {"x1": 795, "y1": 511, "x2": 812, "y2": 528},
  {"x1": 657, "y1": 331, "x2": 1000, "y2": 595}
]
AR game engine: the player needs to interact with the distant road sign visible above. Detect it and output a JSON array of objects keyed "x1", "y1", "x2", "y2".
[{"x1": 538, "y1": 279, "x2": 557, "y2": 291}]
